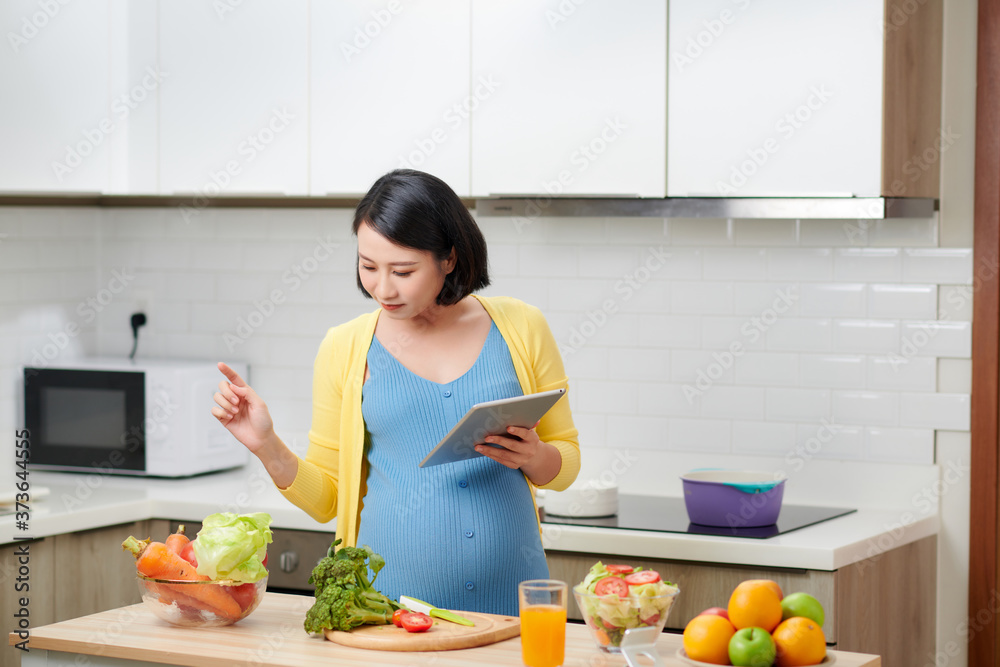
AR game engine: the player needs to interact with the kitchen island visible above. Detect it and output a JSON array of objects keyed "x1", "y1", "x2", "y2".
[{"x1": 10, "y1": 592, "x2": 882, "y2": 666}]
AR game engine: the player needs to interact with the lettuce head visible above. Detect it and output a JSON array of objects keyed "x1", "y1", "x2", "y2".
[{"x1": 193, "y1": 512, "x2": 273, "y2": 583}]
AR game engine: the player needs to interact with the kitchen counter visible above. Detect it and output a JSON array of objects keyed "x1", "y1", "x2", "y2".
[
  {"x1": 0, "y1": 467, "x2": 938, "y2": 571},
  {"x1": 10, "y1": 592, "x2": 882, "y2": 666}
]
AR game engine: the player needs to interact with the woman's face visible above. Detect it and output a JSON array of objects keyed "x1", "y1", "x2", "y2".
[{"x1": 357, "y1": 221, "x2": 456, "y2": 319}]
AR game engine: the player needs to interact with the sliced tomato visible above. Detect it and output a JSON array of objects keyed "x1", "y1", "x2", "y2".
[
  {"x1": 594, "y1": 576, "x2": 629, "y2": 597},
  {"x1": 605, "y1": 564, "x2": 634, "y2": 575},
  {"x1": 392, "y1": 608, "x2": 407, "y2": 628},
  {"x1": 624, "y1": 570, "x2": 661, "y2": 586},
  {"x1": 400, "y1": 612, "x2": 433, "y2": 633}
]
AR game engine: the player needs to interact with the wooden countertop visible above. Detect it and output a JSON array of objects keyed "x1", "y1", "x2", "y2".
[{"x1": 10, "y1": 593, "x2": 882, "y2": 666}]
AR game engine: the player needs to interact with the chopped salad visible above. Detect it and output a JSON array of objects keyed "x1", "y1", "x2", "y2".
[{"x1": 574, "y1": 561, "x2": 679, "y2": 648}]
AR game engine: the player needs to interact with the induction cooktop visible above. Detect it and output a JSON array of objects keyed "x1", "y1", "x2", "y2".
[{"x1": 541, "y1": 494, "x2": 856, "y2": 539}]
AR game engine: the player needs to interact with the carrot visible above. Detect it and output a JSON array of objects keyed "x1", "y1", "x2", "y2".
[
  {"x1": 123, "y1": 536, "x2": 242, "y2": 620},
  {"x1": 165, "y1": 525, "x2": 190, "y2": 555}
]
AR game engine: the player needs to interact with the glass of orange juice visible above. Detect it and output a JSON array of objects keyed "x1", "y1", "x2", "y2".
[{"x1": 519, "y1": 579, "x2": 568, "y2": 667}]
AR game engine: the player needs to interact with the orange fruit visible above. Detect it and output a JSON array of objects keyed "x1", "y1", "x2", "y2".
[
  {"x1": 749, "y1": 578, "x2": 784, "y2": 601},
  {"x1": 772, "y1": 616, "x2": 827, "y2": 666},
  {"x1": 682, "y1": 614, "x2": 736, "y2": 665},
  {"x1": 728, "y1": 580, "x2": 783, "y2": 632}
]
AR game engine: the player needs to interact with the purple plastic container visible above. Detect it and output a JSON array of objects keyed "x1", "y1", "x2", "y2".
[{"x1": 680, "y1": 471, "x2": 786, "y2": 528}]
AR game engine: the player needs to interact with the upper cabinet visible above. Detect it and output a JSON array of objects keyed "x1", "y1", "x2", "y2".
[
  {"x1": 0, "y1": 0, "x2": 111, "y2": 192},
  {"x1": 667, "y1": 0, "x2": 942, "y2": 198},
  {"x1": 158, "y1": 1, "x2": 309, "y2": 195},
  {"x1": 0, "y1": 1, "x2": 941, "y2": 199},
  {"x1": 310, "y1": 1, "x2": 471, "y2": 196},
  {"x1": 470, "y1": 0, "x2": 667, "y2": 198}
]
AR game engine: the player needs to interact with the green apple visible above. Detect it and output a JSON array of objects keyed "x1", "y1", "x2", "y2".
[
  {"x1": 728, "y1": 627, "x2": 776, "y2": 667},
  {"x1": 780, "y1": 592, "x2": 825, "y2": 627}
]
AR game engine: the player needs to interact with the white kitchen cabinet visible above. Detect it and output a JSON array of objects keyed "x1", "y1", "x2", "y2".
[
  {"x1": 667, "y1": 0, "x2": 942, "y2": 199},
  {"x1": 0, "y1": 0, "x2": 111, "y2": 193},
  {"x1": 310, "y1": 1, "x2": 471, "y2": 196},
  {"x1": 470, "y1": 0, "x2": 667, "y2": 198},
  {"x1": 157, "y1": 1, "x2": 309, "y2": 195}
]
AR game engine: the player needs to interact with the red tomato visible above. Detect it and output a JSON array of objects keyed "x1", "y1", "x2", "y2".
[
  {"x1": 594, "y1": 576, "x2": 629, "y2": 597},
  {"x1": 262, "y1": 553, "x2": 268, "y2": 569},
  {"x1": 179, "y1": 542, "x2": 198, "y2": 567},
  {"x1": 392, "y1": 608, "x2": 408, "y2": 628},
  {"x1": 605, "y1": 564, "x2": 634, "y2": 575},
  {"x1": 400, "y1": 612, "x2": 433, "y2": 633},
  {"x1": 228, "y1": 583, "x2": 256, "y2": 612},
  {"x1": 624, "y1": 570, "x2": 661, "y2": 586}
]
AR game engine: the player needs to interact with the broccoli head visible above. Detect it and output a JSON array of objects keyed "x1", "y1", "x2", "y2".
[{"x1": 303, "y1": 538, "x2": 400, "y2": 634}]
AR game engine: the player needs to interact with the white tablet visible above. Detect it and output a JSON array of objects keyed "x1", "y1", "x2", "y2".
[{"x1": 418, "y1": 388, "x2": 567, "y2": 468}]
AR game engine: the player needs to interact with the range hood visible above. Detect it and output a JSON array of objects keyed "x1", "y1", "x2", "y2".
[{"x1": 474, "y1": 197, "x2": 936, "y2": 220}]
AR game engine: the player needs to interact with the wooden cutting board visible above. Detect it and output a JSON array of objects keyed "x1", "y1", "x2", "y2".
[{"x1": 324, "y1": 611, "x2": 520, "y2": 652}]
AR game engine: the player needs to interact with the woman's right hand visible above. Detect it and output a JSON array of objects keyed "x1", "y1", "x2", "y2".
[{"x1": 212, "y1": 361, "x2": 274, "y2": 455}]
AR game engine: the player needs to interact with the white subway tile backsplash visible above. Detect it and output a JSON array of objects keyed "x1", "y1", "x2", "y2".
[
  {"x1": 700, "y1": 316, "x2": 767, "y2": 351},
  {"x1": 608, "y1": 348, "x2": 670, "y2": 382},
  {"x1": 734, "y1": 352, "x2": 798, "y2": 386},
  {"x1": 799, "y1": 283, "x2": 866, "y2": 317},
  {"x1": 653, "y1": 247, "x2": 703, "y2": 280},
  {"x1": 562, "y1": 345, "x2": 609, "y2": 379},
  {"x1": 794, "y1": 422, "x2": 864, "y2": 460},
  {"x1": 518, "y1": 244, "x2": 579, "y2": 277},
  {"x1": 144, "y1": 240, "x2": 195, "y2": 270},
  {"x1": 865, "y1": 427, "x2": 935, "y2": 464},
  {"x1": 833, "y1": 248, "x2": 902, "y2": 282},
  {"x1": 578, "y1": 246, "x2": 639, "y2": 278},
  {"x1": 637, "y1": 314, "x2": 701, "y2": 348},
  {"x1": 215, "y1": 273, "x2": 275, "y2": 304},
  {"x1": 19, "y1": 273, "x2": 65, "y2": 303},
  {"x1": 867, "y1": 284, "x2": 937, "y2": 319},
  {"x1": 481, "y1": 277, "x2": 550, "y2": 309},
  {"x1": 487, "y1": 244, "x2": 519, "y2": 277},
  {"x1": 636, "y1": 382, "x2": 701, "y2": 417},
  {"x1": 0, "y1": 238, "x2": 38, "y2": 271},
  {"x1": 671, "y1": 349, "x2": 738, "y2": 386},
  {"x1": 832, "y1": 391, "x2": 899, "y2": 426},
  {"x1": 734, "y1": 219, "x2": 798, "y2": 246},
  {"x1": 671, "y1": 282, "x2": 734, "y2": 314},
  {"x1": 602, "y1": 218, "x2": 667, "y2": 245},
  {"x1": 938, "y1": 358, "x2": 972, "y2": 394},
  {"x1": 867, "y1": 355, "x2": 936, "y2": 392},
  {"x1": 702, "y1": 248, "x2": 767, "y2": 280},
  {"x1": 767, "y1": 248, "x2": 833, "y2": 281},
  {"x1": 800, "y1": 219, "x2": 865, "y2": 247},
  {"x1": 938, "y1": 284, "x2": 974, "y2": 321},
  {"x1": 766, "y1": 318, "x2": 832, "y2": 352},
  {"x1": 900, "y1": 321, "x2": 972, "y2": 358},
  {"x1": 765, "y1": 388, "x2": 831, "y2": 422},
  {"x1": 545, "y1": 218, "x2": 606, "y2": 244},
  {"x1": 700, "y1": 385, "x2": 765, "y2": 420},
  {"x1": 832, "y1": 320, "x2": 900, "y2": 354},
  {"x1": 574, "y1": 379, "x2": 638, "y2": 415},
  {"x1": 900, "y1": 392, "x2": 971, "y2": 430},
  {"x1": 617, "y1": 279, "x2": 671, "y2": 314},
  {"x1": 733, "y1": 282, "x2": 800, "y2": 316},
  {"x1": 668, "y1": 218, "x2": 732, "y2": 246},
  {"x1": 902, "y1": 248, "x2": 973, "y2": 284},
  {"x1": 213, "y1": 209, "x2": 271, "y2": 239},
  {"x1": 667, "y1": 417, "x2": 731, "y2": 452},
  {"x1": 731, "y1": 421, "x2": 797, "y2": 456},
  {"x1": 868, "y1": 217, "x2": 939, "y2": 247},
  {"x1": 605, "y1": 415, "x2": 669, "y2": 450},
  {"x1": 548, "y1": 279, "x2": 616, "y2": 312}
]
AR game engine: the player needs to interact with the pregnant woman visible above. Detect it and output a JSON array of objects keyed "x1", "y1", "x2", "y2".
[{"x1": 212, "y1": 169, "x2": 580, "y2": 615}]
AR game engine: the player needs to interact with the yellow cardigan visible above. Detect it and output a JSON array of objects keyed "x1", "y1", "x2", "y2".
[{"x1": 278, "y1": 294, "x2": 581, "y2": 546}]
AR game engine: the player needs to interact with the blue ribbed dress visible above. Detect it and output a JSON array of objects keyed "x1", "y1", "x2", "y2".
[{"x1": 356, "y1": 321, "x2": 549, "y2": 616}]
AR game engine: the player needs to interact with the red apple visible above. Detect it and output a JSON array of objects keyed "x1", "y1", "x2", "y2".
[{"x1": 699, "y1": 607, "x2": 730, "y2": 620}]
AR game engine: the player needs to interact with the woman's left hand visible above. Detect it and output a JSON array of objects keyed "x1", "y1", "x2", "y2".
[{"x1": 476, "y1": 423, "x2": 561, "y2": 486}]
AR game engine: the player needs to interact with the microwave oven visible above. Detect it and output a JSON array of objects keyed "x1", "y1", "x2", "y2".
[{"x1": 22, "y1": 358, "x2": 250, "y2": 477}]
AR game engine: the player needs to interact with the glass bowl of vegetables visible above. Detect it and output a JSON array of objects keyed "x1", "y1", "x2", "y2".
[
  {"x1": 573, "y1": 562, "x2": 680, "y2": 653},
  {"x1": 137, "y1": 574, "x2": 268, "y2": 627}
]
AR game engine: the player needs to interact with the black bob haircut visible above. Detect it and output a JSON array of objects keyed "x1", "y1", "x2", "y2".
[{"x1": 352, "y1": 169, "x2": 490, "y2": 306}]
